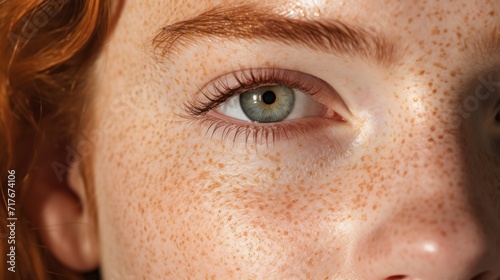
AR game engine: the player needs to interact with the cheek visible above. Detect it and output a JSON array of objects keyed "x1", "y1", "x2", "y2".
[
  {"x1": 92, "y1": 106, "x2": 372, "y2": 278},
  {"x1": 136, "y1": 169, "x2": 352, "y2": 278},
  {"x1": 91, "y1": 65, "x2": 500, "y2": 278}
]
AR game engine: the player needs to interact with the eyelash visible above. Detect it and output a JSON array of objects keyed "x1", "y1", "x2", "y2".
[{"x1": 181, "y1": 68, "x2": 340, "y2": 144}]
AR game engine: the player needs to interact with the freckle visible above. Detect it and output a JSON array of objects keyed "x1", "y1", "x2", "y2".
[
  {"x1": 489, "y1": 11, "x2": 495, "y2": 16},
  {"x1": 450, "y1": 71, "x2": 457, "y2": 77},
  {"x1": 418, "y1": 70, "x2": 425, "y2": 76},
  {"x1": 433, "y1": 62, "x2": 447, "y2": 70},
  {"x1": 430, "y1": 126, "x2": 436, "y2": 132},
  {"x1": 413, "y1": 97, "x2": 419, "y2": 102},
  {"x1": 227, "y1": 215, "x2": 232, "y2": 221}
]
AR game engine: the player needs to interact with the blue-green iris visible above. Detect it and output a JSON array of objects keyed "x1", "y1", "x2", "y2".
[{"x1": 239, "y1": 85, "x2": 295, "y2": 123}]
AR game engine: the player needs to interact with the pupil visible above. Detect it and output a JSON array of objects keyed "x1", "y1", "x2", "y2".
[
  {"x1": 262, "y1": 91, "x2": 276, "y2": 104},
  {"x1": 496, "y1": 111, "x2": 500, "y2": 122}
]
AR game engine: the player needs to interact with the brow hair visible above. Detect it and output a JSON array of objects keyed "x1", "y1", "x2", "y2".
[{"x1": 151, "y1": 3, "x2": 399, "y2": 66}]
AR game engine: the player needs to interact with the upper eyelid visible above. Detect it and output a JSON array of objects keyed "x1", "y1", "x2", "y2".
[
  {"x1": 213, "y1": 68, "x2": 321, "y2": 95},
  {"x1": 183, "y1": 68, "x2": 350, "y2": 120}
]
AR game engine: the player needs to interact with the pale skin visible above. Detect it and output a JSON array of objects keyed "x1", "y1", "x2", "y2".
[{"x1": 30, "y1": 0, "x2": 500, "y2": 279}]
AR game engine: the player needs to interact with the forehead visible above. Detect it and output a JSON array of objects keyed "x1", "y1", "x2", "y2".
[{"x1": 138, "y1": 0, "x2": 500, "y2": 32}]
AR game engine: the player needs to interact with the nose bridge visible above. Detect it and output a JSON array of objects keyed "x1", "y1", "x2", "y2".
[{"x1": 352, "y1": 109, "x2": 499, "y2": 279}]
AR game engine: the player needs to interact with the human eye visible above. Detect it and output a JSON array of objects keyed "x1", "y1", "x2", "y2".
[{"x1": 182, "y1": 68, "x2": 348, "y2": 144}]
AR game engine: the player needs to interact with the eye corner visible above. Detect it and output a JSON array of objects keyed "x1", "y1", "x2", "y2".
[{"x1": 325, "y1": 109, "x2": 348, "y2": 122}]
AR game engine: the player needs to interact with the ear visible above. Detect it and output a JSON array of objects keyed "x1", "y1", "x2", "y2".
[{"x1": 25, "y1": 142, "x2": 99, "y2": 272}]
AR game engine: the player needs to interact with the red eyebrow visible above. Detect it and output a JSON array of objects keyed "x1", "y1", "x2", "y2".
[{"x1": 151, "y1": 3, "x2": 399, "y2": 66}]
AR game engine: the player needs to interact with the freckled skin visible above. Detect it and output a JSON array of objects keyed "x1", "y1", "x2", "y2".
[{"x1": 92, "y1": 0, "x2": 500, "y2": 279}]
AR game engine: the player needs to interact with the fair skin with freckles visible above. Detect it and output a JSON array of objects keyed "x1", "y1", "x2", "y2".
[{"x1": 30, "y1": 0, "x2": 500, "y2": 279}]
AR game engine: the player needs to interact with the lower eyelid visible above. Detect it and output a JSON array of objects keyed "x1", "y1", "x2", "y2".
[{"x1": 202, "y1": 110, "x2": 346, "y2": 145}]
